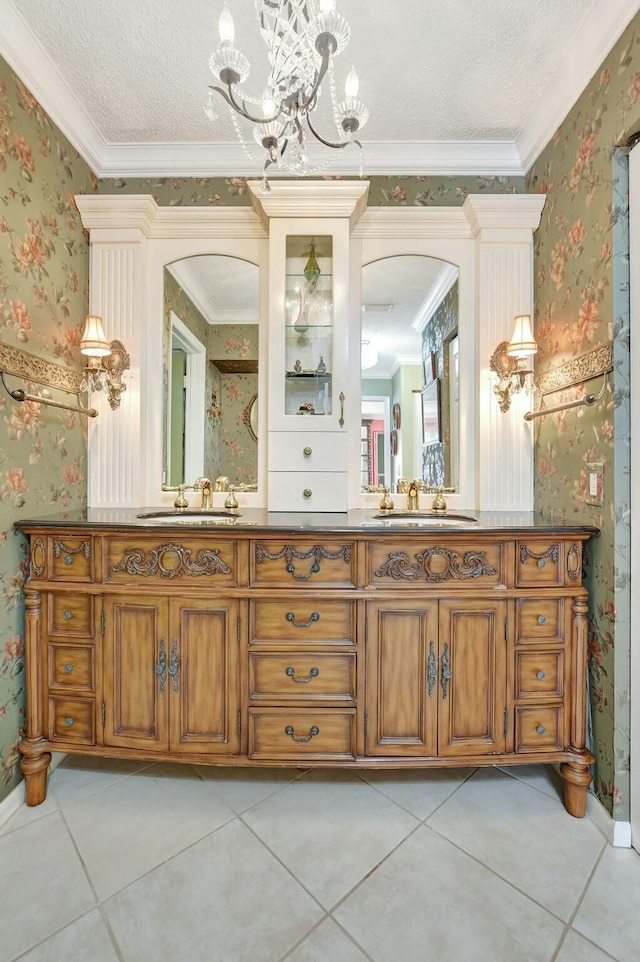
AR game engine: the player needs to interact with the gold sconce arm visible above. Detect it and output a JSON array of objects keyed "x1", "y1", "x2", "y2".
[{"x1": 490, "y1": 341, "x2": 535, "y2": 413}]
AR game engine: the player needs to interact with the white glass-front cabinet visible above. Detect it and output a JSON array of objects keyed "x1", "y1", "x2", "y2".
[{"x1": 249, "y1": 183, "x2": 368, "y2": 512}]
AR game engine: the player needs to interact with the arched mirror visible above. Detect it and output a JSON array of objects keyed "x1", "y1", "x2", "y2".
[
  {"x1": 361, "y1": 255, "x2": 459, "y2": 493},
  {"x1": 163, "y1": 254, "x2": 259, "y2": 488}
]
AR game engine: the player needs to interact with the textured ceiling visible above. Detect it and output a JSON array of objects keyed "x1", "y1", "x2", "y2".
[{"x1": 1, "y1": 0, "x2": 637, "y2": 175}]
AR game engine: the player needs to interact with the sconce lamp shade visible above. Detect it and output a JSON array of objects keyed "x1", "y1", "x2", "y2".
[
  {"x1": 80, "y1": 315, "x2": 111, "y2": 357},
  {"x1": 507, "y1": 314, "x2": 537, "y2": 359}
]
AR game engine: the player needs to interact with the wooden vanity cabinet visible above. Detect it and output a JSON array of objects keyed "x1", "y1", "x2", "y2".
[{"x1": 18, "y1": 524, "x2": 595, "y2": 819}]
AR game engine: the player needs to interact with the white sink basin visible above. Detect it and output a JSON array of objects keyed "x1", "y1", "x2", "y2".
[
  {"x1": 368, "y1": 512, "x2": 478, "y2": 526},
  {"x1": 136, "y1": 510, "x2": 242, "y2": 524}
]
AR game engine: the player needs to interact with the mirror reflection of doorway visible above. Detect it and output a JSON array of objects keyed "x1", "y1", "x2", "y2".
[
  {"x1": 167, "y1": 313, "x2": 206, "y2": 486},
  {"x1": 361, "y1": 396, "x2": 390, "y2": 488}
]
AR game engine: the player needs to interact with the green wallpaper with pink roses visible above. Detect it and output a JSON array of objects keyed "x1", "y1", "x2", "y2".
[
  {"x1": 0, "y1": 57, "x2": 95, "y2": 800},
  {"x1": 527, "y1": 13, "x2": 640, "y2": 818}
]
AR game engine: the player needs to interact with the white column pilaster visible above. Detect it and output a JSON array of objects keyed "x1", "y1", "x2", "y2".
[{"x1": 463, "y1": 195, "x2": 546, "y2": 512}]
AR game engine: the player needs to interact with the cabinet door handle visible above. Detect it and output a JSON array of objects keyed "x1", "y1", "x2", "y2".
[
  {"x1": 168, "y1": 639, "x2": 179, "y2": 694},
  {"x1": 536, "y1": 670, "x2": 546, "y2": 680},
  {"x1": 338, "y1": 391, "x2": 345, "y2": 428},
  {"x1": 155, "y1": 638, "x2": 167, "y2": 693},
  {"x1": 284, "y1": 724, "x2": 319, "y2": 743},
  {"x1": 440, "y1": 644, "x2": 452, "y2": 699},
  {"x1": 285, "y1": 666, "x2": 319, "y2": 684},
  {"x1": 286, "y1": 611, "x2": 320, "y2": 628},
  {"x1": 303, "y1": 446, "x2": 312, "y2": 457},
  {"x1": 427, "y1": 641, "x2": 437, "y2": 697}
]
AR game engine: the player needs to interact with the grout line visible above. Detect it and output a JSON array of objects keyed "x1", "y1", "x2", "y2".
[{"x1": 548, "y1": 841, "x2": 615, "y2": 962}]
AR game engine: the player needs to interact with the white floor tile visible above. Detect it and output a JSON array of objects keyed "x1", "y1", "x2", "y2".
[
  {"x1": 193, "y1": 763, "x2": 305, "y2": 813},
  {"x1": 0, "y1": 792, "x2": 58, "y2": 838},
  {"x1": 15, "y1": 909, "x2": 119, "y2": 962},
  {"x1": 0, "y1": 812, "x2": 95, "y2": 961},
  {"x1": 104, "y1": 819, "x2": 322, "y2": 962},
  {"x1": 357, "y1": 766, "x2": 472, "y2": 819},
  {"x1": 573, "y1": 844, "x2": 640, "y2": 960},
  {"x1": 285, "y1": 919, "x2": 370, "y2": 961},
  {"x1": 496, "y1": 762, "x2": 565, "y2": 802},
  {"x1": 62, "y1": 761, "x2": 235, "y2": 900},
  {"x1": 555, "y1": 929, "x2": 618, "y2": 962},
  {"x1": 243, "y1": 770, "x2": 418, "y2": 909},
  {"x1": 334, "y1": 825, "x2": 564, "y2": 962},
  {"x1": 427, "y1": 767, "x2": 605, "y2": 920},
  {"x1": 49, "y1": 755, "x2": 153, "y2": 807}
]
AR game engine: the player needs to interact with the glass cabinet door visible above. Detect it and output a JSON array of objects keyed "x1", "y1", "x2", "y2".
[{"x1": 284, "y1": 235, "x2": 333, "y2": 418}]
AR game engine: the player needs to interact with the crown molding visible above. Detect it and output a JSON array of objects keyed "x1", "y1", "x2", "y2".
[
  {"x1": 75, "y1": 194, "x2": 266, "y2": 238},
  {"x1": 412, "y1": 263, "x2": 459, "y2": 334},
  {"x1": 517, "y1": 0, "x2": 640, "y2": 172}
]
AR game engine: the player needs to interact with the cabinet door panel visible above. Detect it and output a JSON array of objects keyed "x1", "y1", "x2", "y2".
[
  {"x1": 169, "y1": 600, "x2": 240, "y2": 754},
  {"x1": 103, "y1": 595, "x2": 169, "y2": 751},
  {"x1": 438, "y1": 600, "x2": 506, "y2": 756},
  {"x1": 365, "y1": 600, "x2": 438, "y2": 756}
]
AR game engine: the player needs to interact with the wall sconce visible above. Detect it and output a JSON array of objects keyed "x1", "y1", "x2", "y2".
[
  {"x1": 79, "y1": 315, "x2": 130, "y2": 410},
  {"x1": 490, "y1": 314, "x2": 537, "y2": 413}
]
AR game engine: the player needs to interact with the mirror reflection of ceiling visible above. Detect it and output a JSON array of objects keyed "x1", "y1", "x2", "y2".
[
  {"x1": 3, "y1": 1, "x2": 619, "y2": 176},
  {"x1": 167, "y1": 256, "x2": 259, "y2": 325},
  {"x1": 361, "y1": 257, "x2": 457, "y2": 378}
]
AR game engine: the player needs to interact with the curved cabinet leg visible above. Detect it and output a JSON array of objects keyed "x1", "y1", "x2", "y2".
[
  {"x1": 560, "y1": 758, "x2": 593, "y2": 818},
  {"x1": 20, "y1": 740, "x2": 52, "y2": 807}
]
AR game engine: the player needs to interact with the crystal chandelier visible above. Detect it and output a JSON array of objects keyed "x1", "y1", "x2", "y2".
[{"x1": 205, "y1": 1, "x2": 369, "y2": 178}]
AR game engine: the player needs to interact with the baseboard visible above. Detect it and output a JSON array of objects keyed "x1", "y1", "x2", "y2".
[
  {"x1": 0, "y1": 779, "x2": 25, "y2": 830},
  {"x1": 587, "y1": 791, "x2": 632, "y2": 847}
]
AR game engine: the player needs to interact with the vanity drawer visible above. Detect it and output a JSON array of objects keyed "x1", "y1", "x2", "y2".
[
  {"x1": 249, "y1": 652, "x2": 356, "y2": 702},
  {"x1": 48, "y1": 536, "x2": 93, "y2": 582},
  {"x1": 514, "y1": 651, "x2": 563, "y2": 699},
  {"x1": 48, "y1": 696, "x2": 95, "y2": 744},
  {"x1": 267, "y1": 471, "x2": 348, "y2": 513},
  {"x1": 515, "y1": 706, "x2": 564, "y2": 752},
  {"x1": 250, "y1": 599, "x2": 355, "y2": 645},
  {"x1": 251, "y1": 540, "x2": 356, "y2": 588},
  {"x1": 48, "y1": 644, "x2": 95, "y2": 692},
  {"x1": 516, "y1": 541, "x2": 563, "y2": 587},
  {"x1": 47, "y1": 593, "x2": 94, "y2": 637},
  {"x1": 103, "y1": 537, "x2": 239, "y2": 587},
  {"x1": 515, "y1": 598, "x2": 564, "y2": 645},
  {"x1": 367, "y1": 540, "x2": 505, "y2": 588},
  {"x1": 248, "y1": 708, "x2": 356, "y2": 760},
  {"x1": 268, "y1": 431, "x2": 348, "y2": 473}
]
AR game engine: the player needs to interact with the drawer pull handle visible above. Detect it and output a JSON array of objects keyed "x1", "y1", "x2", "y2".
[
  {"x1": 536, "y1": 670, "x2": 546, "y2": 680},
  {"x1": 286, "y1": 561, "x2": 320, "y2": 579},
  {"x1": 285, "y1": 666, "x2": 319, "y2": 684},
  {"x1": 63, "y1": 610, "x2": 73, "y2": 620},
  {"x1": 303, "y1": 446, "x2": 312, "y2": 457},
  {"x1": 537, "y1": 615, "x2": 546, "y2": 625},
  {"x1": 286, "y1": 611, "x2": 320, "y2": 628},
  {"x1": 536, "y1": 725, "x2": 546, "y2": 735},
  {"x1": 64, "y1": 717, "x2": 75, "y2": 727},
  {"x1": 303, "y1": 488, "x2": 312, "y2": 499},
  {"x1": 284, "y1": 724, "x2": 319, "y2": 743},
  {"x1": 537, "y1": 559, "x2": 546, "y2": 568},
  {"x1": 64, "y1": 663, "x2": 74, "y2": 673},
  {"x1": 64, "y1": 555, "x2": 73, "y2": 565}
]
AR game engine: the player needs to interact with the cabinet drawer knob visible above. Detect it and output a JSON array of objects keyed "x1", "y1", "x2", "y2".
[
  {"x1": 284, "y1": 724, "x2": 319, "y2": 743},
  {"x1": 64, "y1": 555, "x2": 73, "y2": 565},
  {"x1": 537, "y1": 559, "x2": 546, "y2": 568},
  {"x1": 303, "y1": 488, "x2": 312, "y2": 499},
  {"x1": 303, "y1": 446, "x2": 312, "y2": 457},
  {"x1": 64, "y1": 716, "x2": 75, "y2": 727},
  {"x1": 285, "y1": 666, "x2": 319, "y2": 684},
  {"x1": 63, "y1": 610, "x2": 73, "y2": 620},
  {"x1": 285, "y1": 611, "x2": 320, "y2": 628},
  {"x1": 536, "y1": 670, "x2": 546, "y2": 680},
  {"x1": 537, "y1": 615, "x2": 546, "y2": 625},
  {"x1": 536, "y1": 725, "x2": 546, "y2": 735},
  {"x1": 64, "y1": 663, "x2": 74, "y2": 673}
]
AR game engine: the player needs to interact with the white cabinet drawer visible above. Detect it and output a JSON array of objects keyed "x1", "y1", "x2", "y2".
[
  {"x1": 268, "y1": 431, "x2": 347, "y2": 473},
  {"x1": 268, "y1": 472, "x2": 347, "y2": 512}
]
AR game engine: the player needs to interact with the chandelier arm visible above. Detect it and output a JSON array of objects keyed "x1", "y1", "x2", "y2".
[
  {"x1": 306, "y1": 111, "x2": 361, "y2": 151},
  {"x1": 210, "y1": 84, "x2": 283, "y2": 125}
]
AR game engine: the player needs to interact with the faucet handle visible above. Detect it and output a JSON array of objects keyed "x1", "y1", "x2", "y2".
[
  {"x1": 162, "y1": 483, "x2": 189, "y2": 509},
  {"x1": 378, "y1": 487, "x2": 394, "y2": 511}
]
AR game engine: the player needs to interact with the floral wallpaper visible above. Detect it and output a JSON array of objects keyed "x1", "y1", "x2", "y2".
[
  {"x1": 0, "y1": 55, "x2": 95, "y2": 802},
  {"x1": 97, "y1": 175, "x2": 525, "y2": 207},
  {"x1": 422, "y1": 281, "x2": 458, "y2": 488},
  {"x1": 527, "y1": 12, "x2": 640, "y2": 818}
]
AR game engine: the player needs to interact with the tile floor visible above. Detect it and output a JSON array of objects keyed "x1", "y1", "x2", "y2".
[{"x1": 0, "y1": 758, "x2": 639, "y2": 961}]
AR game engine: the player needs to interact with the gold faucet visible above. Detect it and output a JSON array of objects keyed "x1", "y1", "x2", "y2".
[
  {"x1": 224, "y1": 482, "x2": 258, "y2": 510},
  {"x1": 194, "y1": 477, "x2": 214, "y2": 509},
  {"x1": 407, "y1": 480, "x2": 421, "y2": 511}
]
